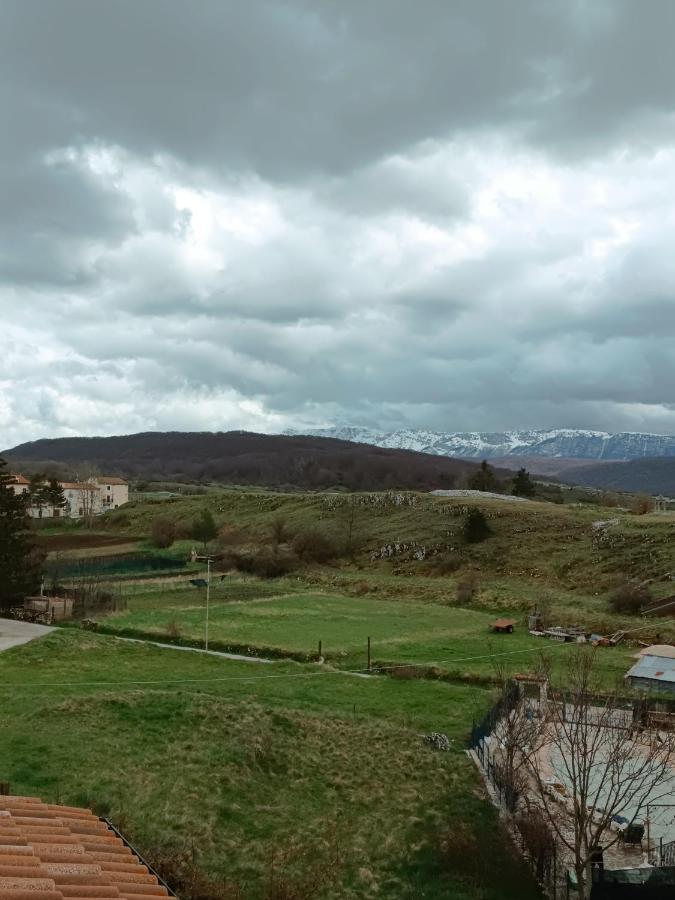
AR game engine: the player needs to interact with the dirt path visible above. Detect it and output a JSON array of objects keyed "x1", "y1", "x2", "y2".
[
  {"x1": 112, "y1": 635, "x2": 274, "y2": 662},
  {"x1": 0, "y1": 618, "x2": 54, "y2": 652}
]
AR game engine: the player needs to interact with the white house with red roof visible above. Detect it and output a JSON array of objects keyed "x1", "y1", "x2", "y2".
[{"x1": 8, "y1": 474, "x2": 129, "y2": 519}]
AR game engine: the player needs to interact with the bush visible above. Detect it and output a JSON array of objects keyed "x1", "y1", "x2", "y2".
[
  {"x1": 456, "y1": 572, "x2": 480, "y2": 604},
  {"x1": 292, "y1": 529, "x2": 339, "y2": 563},
  {"x1": 150, "y1": 516, "x2": 176, "y2": 549},
  {"x1": 463, "y1": 508, "x2": 492, "y2": 543},
  {"x1": 429, "y1": 551, "x2": 462, "y2": 575},
  {"x1": 609, "y1": 580, "x2": 652, "y2": 614},
  {"x1": 218, "y1": 548, "x2": 298, "y2": 578},
  {"x1": 217, "y1": 524, "x2": 244, "y2": 548}
]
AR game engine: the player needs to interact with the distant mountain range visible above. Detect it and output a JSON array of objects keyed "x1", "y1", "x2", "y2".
[
  {"x1": 288, "y1": 427, "x2": 675, "y2": 461},
  {"x1": 6, "y1": 428, "x2": 675, "y2": 495},
  {"x1": 287, "y1": 427, "x2": 675, "y2": 494}
]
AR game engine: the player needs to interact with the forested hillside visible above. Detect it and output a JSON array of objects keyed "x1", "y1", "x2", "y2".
[{"x1": 4, "y1": 431, "x2": 496, "y2": 491}]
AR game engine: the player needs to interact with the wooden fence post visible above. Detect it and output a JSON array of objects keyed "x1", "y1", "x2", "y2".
[{"x1": 367, "y1": 636, "x2": 371, "y2": 671}]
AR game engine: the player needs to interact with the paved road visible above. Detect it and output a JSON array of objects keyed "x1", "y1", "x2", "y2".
[{"x1": 0, "y1": 618, "x2": 54, "y2": 652}]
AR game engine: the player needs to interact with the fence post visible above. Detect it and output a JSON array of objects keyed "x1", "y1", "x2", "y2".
[
  {"x1": 318, "y1": 640, "x2": 322, "y2": 659},
  {"x1": 367, "y1": 636, "x2": 371, "y2": 671}
]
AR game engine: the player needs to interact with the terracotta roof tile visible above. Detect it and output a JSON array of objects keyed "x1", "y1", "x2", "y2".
[{"x1": 0, "y1": 799, "x2": 171, "y2": 900}]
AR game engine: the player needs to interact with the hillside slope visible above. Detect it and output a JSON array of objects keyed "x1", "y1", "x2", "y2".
[
  {"x1": 3, "y1": 430, "x2": 498, "y2": 491},
  {"x1": 568, "y1": 457, "x2": 675, "y2": 496}
]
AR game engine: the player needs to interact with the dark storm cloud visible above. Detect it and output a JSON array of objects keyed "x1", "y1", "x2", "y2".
[{"x1": 2, "y1": 0, "x2": 675, "y2": 444}]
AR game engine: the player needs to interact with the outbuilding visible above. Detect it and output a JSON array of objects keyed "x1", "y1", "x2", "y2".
[{"x1": 625, "y1": 647, "x2": 675, "y2": 695}]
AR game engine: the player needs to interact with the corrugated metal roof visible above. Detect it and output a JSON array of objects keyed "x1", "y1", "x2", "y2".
[
  {"x1": 626, "y1": 654, "x2": 675, "y2": 684},
  {"x1": 636, "y1": 644, "x2": 675, "y2": 660}
]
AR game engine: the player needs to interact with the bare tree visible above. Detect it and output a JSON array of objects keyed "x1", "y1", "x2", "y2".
[
  {"x1": 78, "y1": 482, "x2": 99, "y2": 528},
  {"x1": 491, "y1": 663, "x2": 540, "y2": 810},
  {"x1": 340, "y1": 497, "x2": 363, "y2": 561},
  {"x1": 269, "y1": 515, "x2": 288, "y2": 555},
  {"x1": 522, "y1": 650, "x2": 674, "y2": 899}
]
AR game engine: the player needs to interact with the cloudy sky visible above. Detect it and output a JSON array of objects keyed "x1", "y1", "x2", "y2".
[{"x1": 2, "y1": 0, "x2": 675, "y2": 447}]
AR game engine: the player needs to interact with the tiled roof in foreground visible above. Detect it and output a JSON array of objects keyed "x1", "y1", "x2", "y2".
[{"x1": 0, "y1": 795, "x2": 170, "y2": 900}]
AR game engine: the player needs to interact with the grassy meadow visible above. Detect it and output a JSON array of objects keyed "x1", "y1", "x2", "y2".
[
  {"x1": 93, "y1": 577, "x2": 638, "y2": 687},
  {"x1": 8, "y1": 484, "x2": 675, "y2": 897},
  {"x1": 0, "y1": 629, "x2": 538, "y2": 899}
]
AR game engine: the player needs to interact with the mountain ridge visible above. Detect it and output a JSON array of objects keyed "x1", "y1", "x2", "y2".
[
  {"x1": 287, "y1": 427, "x2": 675, "y2": 461},
  {"x1": 1, "y1": 430, "x2": 500, "y2": 492}
]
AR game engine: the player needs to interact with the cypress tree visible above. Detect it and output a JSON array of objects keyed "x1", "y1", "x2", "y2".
[
  {"x1": 512, "y1": 467, "x2": 536, "y2": 498},
  {"x1": 0, "y1": 457, "x2": 42, "y2": 608}
]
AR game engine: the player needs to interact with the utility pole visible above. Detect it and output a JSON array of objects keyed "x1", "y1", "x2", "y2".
[
  {"x1": 205, "y1": 556, "x2": 211, "y2": 652},
  {"x1": 195, "y1": 555, "x2": 213, "y2": 652}
]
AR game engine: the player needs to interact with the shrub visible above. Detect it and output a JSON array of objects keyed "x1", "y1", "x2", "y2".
[
  {"x1": 456, "y1": 572, "x2": 480, "y2": 604},
  {"x1": 463, "y1": 508, "x2": 492, "y2": 543},
  {"x1": 150, "y1": 516, "x2": 176, "y2": 549},
  {"x1": 292, "y1": 529, "x2": 339, "y2": 563},
  {"x1": 166, "y1": 619, "x2": 181, "y2": 639},
  {"x1": 609, "y1": 580, "x2": 652, "y2": 614},
  {"x1": 218, "y1": 548, "x2": 298, "y2": 578},
  {"x1": 269, "y1": 515, "x2": 289, "y2": 553},
  {"x1": 429, "y1": 551, "x2": 462, "y2": 575},
  {"x1": 245, "y1": 549, "x2": 298, "y2": 578},
  {"x1": 217, "y1": 524, "x2": 244, "y2": 548}
]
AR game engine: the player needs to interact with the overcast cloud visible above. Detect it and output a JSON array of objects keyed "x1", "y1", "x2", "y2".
[{"x1": 2, "y1": 0, "x2": 675, "y2": 446}]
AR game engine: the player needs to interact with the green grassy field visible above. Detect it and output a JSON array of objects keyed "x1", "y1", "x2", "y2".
[
  {"x1": 0, "y1": 629, "x2": 538, "y2": 899},
  {"x1": 12, "y1": 486, "x2": 675, "y2": 897},
  {"x1": 96, "y1": 577, "x2": 637, "y2": 687}
]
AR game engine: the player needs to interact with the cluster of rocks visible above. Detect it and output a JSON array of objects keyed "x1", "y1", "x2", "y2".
[
  {"x1": 370, "y1": 541, "x2": 430, "y2": 561},
  {"x1": 423, "y1": 732, "x2": 452, "y2": 752},
  {"x1": 322, "y1": 491, "x2": 420, "y2": 511}
]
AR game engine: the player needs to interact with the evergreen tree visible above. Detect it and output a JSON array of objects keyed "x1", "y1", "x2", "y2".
[
  {"x1": 28, "y1": 472, "x2": 49, "y2": 517},
  {"x1": 512, "y1": 467, "x2": 536, "y2": 498},
  {"x1": 191, "y1": 508, "x2": 218, "y2": 550},
  {"x1": 0, "y1": 457, "x2": 42, "y2": 608},
  {"x1": 44, "y1": 477, "x2": 67, "y2": 513},
  {"x1": 463, "y1": 507, "x2": 492, "y2": 544},
  {"x1": 467, "y1": 459, "x2": 499, "y2": 493}
]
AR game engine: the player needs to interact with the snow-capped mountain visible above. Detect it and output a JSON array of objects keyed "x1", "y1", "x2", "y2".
[{"x1": 286, "y1": 427, "x2": 675, "y2": 461}]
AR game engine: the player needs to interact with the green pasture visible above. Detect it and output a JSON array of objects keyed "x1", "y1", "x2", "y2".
[
  {"x1": 96, "y1": 578, "x2": 637, "y2": 686},
  {"x1": 0, "y1": 629, "x2": 538, "y2": 899}
]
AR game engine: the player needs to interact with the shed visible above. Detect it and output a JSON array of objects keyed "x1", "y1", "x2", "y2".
[
  {"x1": 491, "y1": 618, "x2": 517, "y2": 634},
  {"x1": 625, "y1": 654, "x2": 675, "y2": 695},
  {"x1": 23, "y1": 596, "x2": 73, "y2": 622}
]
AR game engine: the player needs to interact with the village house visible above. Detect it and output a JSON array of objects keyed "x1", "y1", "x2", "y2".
[
  {"x1": 8, "y1": 473, "x2": 30, "y2": 497},
  {"x1": 8, "y1": 473, "x2": 129, "y2": 519}
]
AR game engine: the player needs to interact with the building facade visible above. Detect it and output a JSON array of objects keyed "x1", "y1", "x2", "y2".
[{"x1": 8, "y1": 474, "x2": 129, "y2": 519}]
